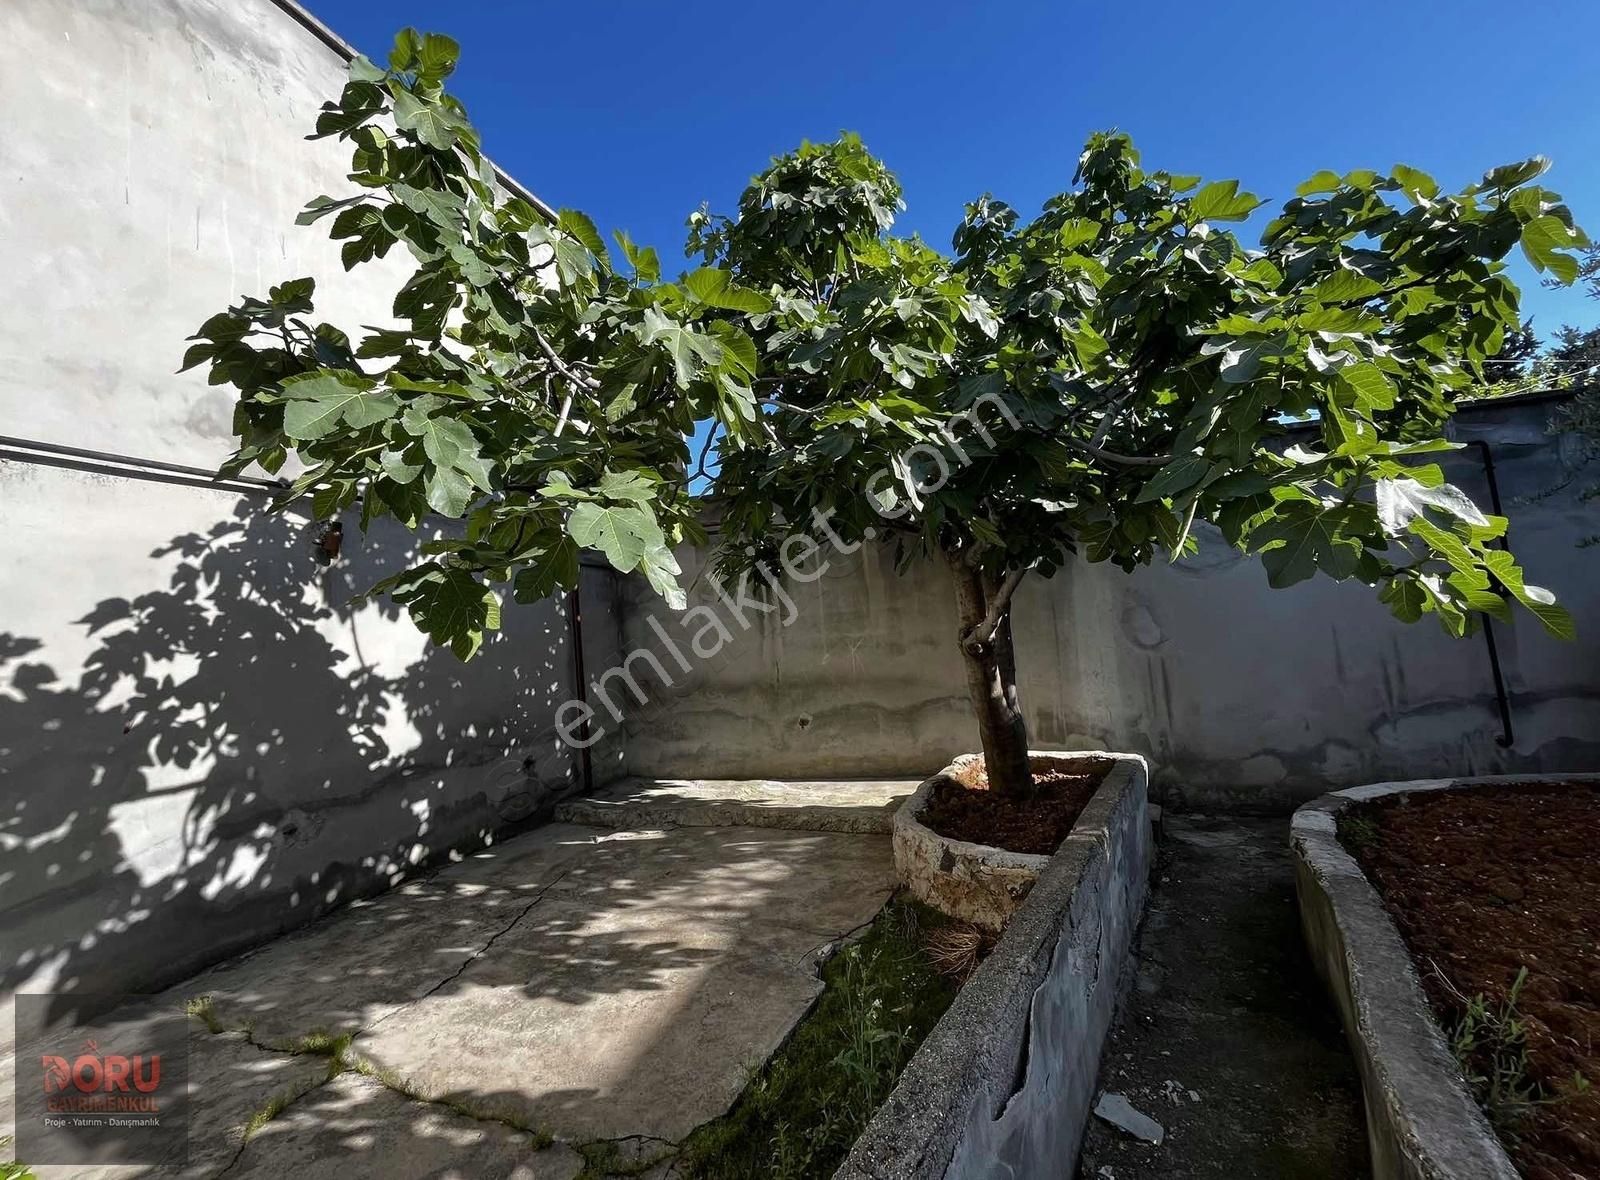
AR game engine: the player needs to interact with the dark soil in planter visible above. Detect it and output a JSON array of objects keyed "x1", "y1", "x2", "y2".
[
  {"x1": 923, "y1": 760, "x2": 1108, "y2": 855},
  {"x1": 1341, "y1": 781, "x2": 1600, "y2": 1180}
]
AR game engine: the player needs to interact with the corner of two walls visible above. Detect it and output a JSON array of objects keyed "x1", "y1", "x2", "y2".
[{"x1": 616, "y1": 397, "x2": 1600, "y2": 812}]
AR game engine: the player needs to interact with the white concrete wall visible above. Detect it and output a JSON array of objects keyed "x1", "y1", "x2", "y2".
[
  {"x1": 0, "y1": 0, "x2": 623, "y2": 1013},
  {"x1": 618, "y1": 396, "x2": 1600, "y2": 811},
  {"x1": 1, "y1": 0, "x2": 417, "y2": 464}
]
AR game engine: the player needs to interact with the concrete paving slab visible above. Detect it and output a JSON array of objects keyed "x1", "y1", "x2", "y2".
[
  {"x1": 9, "y1": 819, "x2": 894, "y2": 1170},
  {"x1": 177, "y1": 1030, "x2": 336, "y2": 1177},
  {"x1": 493, "y1": 826, "x2": 901, "y2": 950},
  {"x1": 356, "y1": 826, "x2": 896, "y2": 1142},
  {"x1": 170, "y1": 826, "x2": 602, "y2": 1046},
  {"x1": 555, "y1": 777, "x2": 918, "y2": 833},
  {"x1": 228, "y1": 1071, "x2": 582, "y2": 1180},
  {"x1": 8, "y1": 1025, "x2": 332, "y2": 1180},
  {"x1": 354, "y1": 945, "x2": 819, "y2": 1144}
]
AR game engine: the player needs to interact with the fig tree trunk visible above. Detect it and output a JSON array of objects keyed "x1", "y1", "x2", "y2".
[{"x1": 950, "y1": 559, "x2": 1032, "y2": 799}]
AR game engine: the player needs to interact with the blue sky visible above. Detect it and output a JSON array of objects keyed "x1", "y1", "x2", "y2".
[{"x1": 309, "y1": 0, "x2": 1599, "y2": 335}]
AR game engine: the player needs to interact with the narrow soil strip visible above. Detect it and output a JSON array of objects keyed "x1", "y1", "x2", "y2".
[{"x1": 1077, "y1": 816, "x2": 1370, "y2": 1179}]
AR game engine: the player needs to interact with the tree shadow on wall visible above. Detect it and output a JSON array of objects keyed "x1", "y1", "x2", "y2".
[{"x1": 0, "y1": 499, "x2": 581, "y2": 1030}]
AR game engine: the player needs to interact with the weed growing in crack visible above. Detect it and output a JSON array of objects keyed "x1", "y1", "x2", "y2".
[
  {"x1": 242, "y1": 1089, "x2": 296, "y2": 1141},
  {"x1": 226, "y1": 1025, "x2": 552, "y2": 1166},
  {"x1": 347, "y1": 1057, "x2": 424, "y2": 1099},
  {"x1": 342, "y1": 1056, "x2": 554, "y2": 1146},
  {"x1": 288, "y1": 1029, "x2": 353, "y2": 1061},
  {"x1": 185, "y1": 995, "x2": 223, "y2": 1034},
  {"x1": 236, "y1": 1039, "x2": 353, "y2": 1144}
]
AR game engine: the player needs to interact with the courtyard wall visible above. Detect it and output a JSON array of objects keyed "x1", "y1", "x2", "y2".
[
  {"x1": 0, "y1": 0, "x2": 623, "y2": 1015},
  {"x1": 617, "y1": 395, "x2": 1600, "y2": 811}
]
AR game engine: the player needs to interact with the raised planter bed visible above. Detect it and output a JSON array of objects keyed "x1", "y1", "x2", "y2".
[
  {"x1": 893, "y1": 751, "x2": 1145, "y2": 932},
  {"x1": 1293, "y1": 773, "x2": 1600, "y2": 1180},
  {"x1": 842, "y1": 750, "x2": 1151, "y2": 1178}
]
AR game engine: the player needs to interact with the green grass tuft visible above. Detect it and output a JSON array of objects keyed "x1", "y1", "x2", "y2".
[
  {"x1": 1444, "y1": 966, "x2": 1593, "y2": 1138},
  {"x1": 242, "y1": 1088, "x2": 297, "y2": 1141},
  {"x1": 184, "y1": 995, "x2": 224, "y2": 1035},
  {"x1": 674, "y1": 896, "x2": 960, "y2": 1180},
  {"x1": 289, "y1": 1029, "x2": 354, "y2": 1060},
  {"x1": 1337, "y1": 812, "x2": 1380, "y2": 854}
]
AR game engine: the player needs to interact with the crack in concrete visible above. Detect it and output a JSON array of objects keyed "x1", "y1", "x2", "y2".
[
  {"x1": 209, "y1": 1035, "x2": 560, "y2": 1178},
  {"x1": 573, "y1": 1132, "x2": 679, "y2": 1179},
  {"x1": 339, "y1": 1057, "x2": 556, "y2": 1145},
  {"x1": 212, "y1": 1061, "x2": 338, "y2": 1179},
  {"x1": 364, "y1": 868, "x2": 572, "y2": 1034},
  {"x1": 198, "y1": 872, "x2": 575, "y2": 1177}
]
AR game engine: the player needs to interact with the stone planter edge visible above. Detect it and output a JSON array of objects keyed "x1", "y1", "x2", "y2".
[
  {"x1": 892, "y1": 750, "x2": 1145, "y2": 931},
  {"x1": 839, "y1": 750, "x2": 1151, "y2": 1179},
  {"x1": 1292, "y1": 772, "x2": 1600, "y2": 1180}
]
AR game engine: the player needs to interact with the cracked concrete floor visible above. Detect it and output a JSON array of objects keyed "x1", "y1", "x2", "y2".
[{"x1": 12, "y1": 819, "x2": 895, "y2": 1179}]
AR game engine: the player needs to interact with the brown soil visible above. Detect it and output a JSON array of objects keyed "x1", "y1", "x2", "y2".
[
  {"x1": 921, "y1": 761, "x2": 1107, "y2": 855},
  {"x1": 1343, "y1": 781, "x2": 1600, "y2": 1180}
]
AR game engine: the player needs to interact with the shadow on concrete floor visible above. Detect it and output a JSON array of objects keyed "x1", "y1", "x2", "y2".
[
  {"x1": 3, "y1": 818, "x2": 896, "y2": 1178},
  {"x1": 1077, "y1": 815, "x2": 1371, "y2": 1180}
]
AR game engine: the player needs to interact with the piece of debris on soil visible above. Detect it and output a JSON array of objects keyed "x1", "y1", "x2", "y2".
[
  {"x1": 923, "y1": 921, "x2": 993, "y2": 983},
  {"x1": 1093, "y1": 1092, "x2": 1166, "y2": 1145}
]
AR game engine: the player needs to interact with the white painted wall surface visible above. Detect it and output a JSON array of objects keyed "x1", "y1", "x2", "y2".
[{"x1": 0, "y1": 0, "x2": 622, "y2": 1022}]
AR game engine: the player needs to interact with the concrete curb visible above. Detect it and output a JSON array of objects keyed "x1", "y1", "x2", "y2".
[
  {"x1": 840, "y1": 753, "x2": 1151, "y2": 1179},
  {"x1": 555, "y1": 777, "x2": 916, "y2": 834},
  {"x1": 1291, "y1": 773, "x2": 1600, "y2": 1180},
  {"x1": 892, "y1": 752, "x2": 1142, "y2": 932}
]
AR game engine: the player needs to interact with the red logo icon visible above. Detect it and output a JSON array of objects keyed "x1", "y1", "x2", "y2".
[{"x1": 41, "y1": 1039, "x2": 162, "y2": 1109}]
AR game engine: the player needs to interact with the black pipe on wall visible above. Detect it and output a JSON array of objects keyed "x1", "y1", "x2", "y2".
[{"x1": 1468, "y1": 438, "x2": 1515, "y2": 748}]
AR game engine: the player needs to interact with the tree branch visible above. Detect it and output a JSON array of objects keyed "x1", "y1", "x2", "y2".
[
  {"x1": 691, "y1": 424, "x2": 718, "y2": 483},
  {"x1": 529, "y1": 324, "x2": 601, "y2": 391},
  {"x1": 963, "y1": 566, "x2": 1027, "y2": 650},
  {"x1": 1089, "y1": 389, "x2": 1134, "y2": 447},
  {"x1": 1060, "y1": 435, "x2": 1172, "y2": 468},
  {"x1": 757, "y1": 394, "x2": 823, "y2": 417}
]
